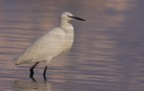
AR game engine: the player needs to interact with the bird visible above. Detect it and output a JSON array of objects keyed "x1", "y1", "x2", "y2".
[{"x1": 14, "y1": 12, "x2": 85, "y2": 81}]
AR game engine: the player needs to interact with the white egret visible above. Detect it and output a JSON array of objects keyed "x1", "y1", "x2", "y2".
[{"x1": 14, "y1": 12, "x2": 85, "y2": 81}]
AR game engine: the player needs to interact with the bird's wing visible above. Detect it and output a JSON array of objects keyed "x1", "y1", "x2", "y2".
[{"x1": 15, "y1": 28, "x2": 65, "y2": 64}]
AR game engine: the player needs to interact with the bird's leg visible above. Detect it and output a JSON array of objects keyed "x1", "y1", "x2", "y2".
[
  {"x1": 43, "y1": 65, "x2": 48, "y2": 81},
  {"x1": 30, "y1": 62, "x2": 39, "y2": 81}
]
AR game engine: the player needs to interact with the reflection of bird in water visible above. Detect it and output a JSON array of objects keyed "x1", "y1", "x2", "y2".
[
  {"x1": 14, "y1": 12, "x2": 85, "y2": 81},
  {"x1": 14, "y1": 80, "x2": 52, "y2": 91}
]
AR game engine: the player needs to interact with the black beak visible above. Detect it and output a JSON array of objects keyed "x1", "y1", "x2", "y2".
[{"x1": 69, "y1": 16, "x2": 86, "y2": 21}]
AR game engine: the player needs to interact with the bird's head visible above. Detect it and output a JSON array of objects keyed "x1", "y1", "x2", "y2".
[{"x1": 61, "y1": 12, "x2": 86, "y2": 22}]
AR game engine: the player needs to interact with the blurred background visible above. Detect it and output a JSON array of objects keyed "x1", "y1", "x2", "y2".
[{"x1": 0, "y1": 0, "x2": 144, "y2": 91}]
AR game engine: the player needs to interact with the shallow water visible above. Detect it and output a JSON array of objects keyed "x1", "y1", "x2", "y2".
[{"x1": 0, "y1": 0, "x2": 144, "y2": 91}]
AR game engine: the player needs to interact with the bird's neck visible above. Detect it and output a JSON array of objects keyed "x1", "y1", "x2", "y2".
[
  {"x1": 60, "y1": 20, "x2": 74, "y2": 33},
  {"x1": 60, "y1": 19, "x2": 74, "y2": 49}
]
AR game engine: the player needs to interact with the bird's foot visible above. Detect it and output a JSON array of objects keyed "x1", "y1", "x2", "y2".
[{"x1": 30, "y1": 75, "x2": 36, "y2": 82}]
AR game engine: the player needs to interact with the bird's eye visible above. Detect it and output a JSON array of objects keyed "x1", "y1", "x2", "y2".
[{"x1": 67, "y1": 15, "x2": 70, "y2": 17}]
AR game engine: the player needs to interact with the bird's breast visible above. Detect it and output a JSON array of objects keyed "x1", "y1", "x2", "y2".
[{"x1": 63, "y1": 31, "x2": 74, "y2": 50}]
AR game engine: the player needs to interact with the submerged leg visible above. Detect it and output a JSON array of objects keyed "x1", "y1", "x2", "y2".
[
  {"x1": 30, "y1": 62, "x2": 39, "y2": 81},
  {"x1": 43, "y1": 65, "x2": 48, "y2": 81}
]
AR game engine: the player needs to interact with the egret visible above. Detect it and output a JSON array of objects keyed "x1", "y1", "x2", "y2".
[{"x1": 14, "y1": 12, "x2": 85, "y2": 81}]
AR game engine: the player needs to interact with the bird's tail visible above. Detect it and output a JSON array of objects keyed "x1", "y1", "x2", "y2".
[
  {"x1": 13, "y1": 55, "x2": 24, "y2": 65},
  {"x1": 14, "y1": 61, "x2": 19, "y2": 65},
  {"x1": 14, "y1": 57, "x2": 20, "y2": 65},
  {"x1": 14, "y1": 58, "x2": 27, "y2": 65}
]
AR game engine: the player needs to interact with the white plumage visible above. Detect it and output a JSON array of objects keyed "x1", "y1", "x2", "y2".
[
  {"x1": 15, "y1": 27, "x2": 66, "y2": 65},
  {"x1": 14, "y1": 12, "x2": 85, "y2": 81}
]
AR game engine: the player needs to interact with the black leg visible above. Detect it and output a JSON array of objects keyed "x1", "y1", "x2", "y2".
[
  {"x1": 29, "y1": 62, "x2": 39, "y2": 81},
  {"x1": 43, "y1": 66, "x2": 48, "y2": 81}
]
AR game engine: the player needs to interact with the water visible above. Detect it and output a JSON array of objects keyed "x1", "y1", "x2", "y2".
[{"x1": 0, "y1": 0, "x2": 144, "y2": 91}]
